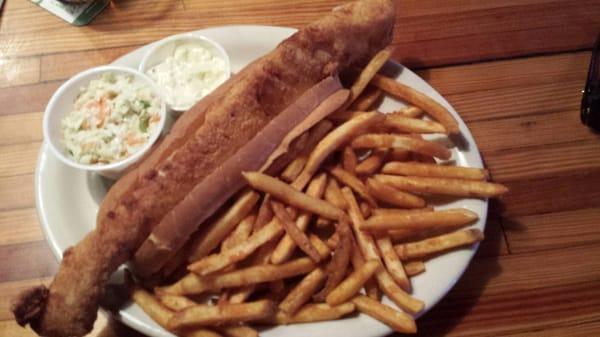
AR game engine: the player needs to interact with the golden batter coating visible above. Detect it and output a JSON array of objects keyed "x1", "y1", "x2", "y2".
[{"x1": 12, "y1": 1, "x2": 395, "y2": 336}]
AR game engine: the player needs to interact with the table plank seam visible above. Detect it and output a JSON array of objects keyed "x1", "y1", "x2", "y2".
[
  {"x1": 0, "y1": 204, "x2": 37, "y2": 214},
  {"x1": 459, "y1": 105, "x2": 580, "y2": 124},
  {"x1": 409, "y1": 47, "x2": 592, "y2": 72},
  {"x1": 503, "y1": 237, "x2": 600, "y2": 256},
  {"x1": 497, "y1": 217, "x2": 513, "y2": 255},
  {"x1": 38, "y1": 43, "x2": 146, "y2": 64},
  {"x1": 498, "y1": 317, "x2": 600, "y2": 337},
  {"x1": 0, "y1": 79, "x2": 62, "y2": 92},
  {"x1": 481, "y1": 138, "x2": 595, "y2": 157}
]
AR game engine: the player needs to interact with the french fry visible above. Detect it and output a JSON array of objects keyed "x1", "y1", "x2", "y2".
[
  {"x1": 324, "y1": 178, "x2": 347, "y2": 209},
  {"x1": 132, "y1": 287, "x2": 222, "y2": 337},
  {"x1": 355, "y1": 148, "x2": 388, "y2": 175},
  {"x1": 244, "y1": 172, "x2": 345, "y2": 221},
  {"x1": 411, "y1": 151, "x2": 437, "y2": 164},
  {"x1": 228, "y1": 230, "x2": 281, "y2": 304},
  {"x1": 279, "y1": 268, "x2": 326, "y2": 315},
  {"x1": 329, "y1": 47, "x2": 391, "y2": 121},
  {"x1": 359, "y1": 202, "x2": 372, "y2": 218},
  {"x1": 217, "y1": 292, "x2": 230, "y2": 306},
  {"x1": 157, "y1": 293, "x2": 196, "y2": 311},
  {"x1": 275, "y1": 303, "x2": 356, "y2": 324},
  {"x1": 371, "y1": 207, "x2": 434, "y2": 216},
  {"x1": 222, "y1": 214, "x2": 256, "y2": 251},
  {"x1": 272, "y1": 200, "x2": 321, "y2": 262},
  {"x1": 326, "y1": 232, "x2": 339, "y2": 249},
  {"x1": 341, "y1": 187, "x2": 424, "y2": 314},
  {"x1": 326, "y1": 259, "x2": 380, "y2": 306},
  {"x1": 371, "y1": 73, "x2": 459, "y2": 134},
  {"x1": 395, "y1": 106, "x2": 423, "y2": 118},
  {"x1": 161, "y1": 257, "x2": 319, "y2": 295},
  {"x1": 230, "y1": 203, "x2": 319, "y2": 303},
  {"x1": 375, "y1": 174, "x2": 509, "y2": 198},
  {"x1": 313, "y1": 219, "x2": 353, "y2": 301},
  {"x1": 352, "y1": 134, "x2": 451, "y2": 160},
  {"x1": 388, "y1": 148, "x2": 411, "y2": 161},
  {"x1": 229, "y1": 287, "x2": 255, "y2": 305},
  {"x1": 279, "y1": 121, "x2": 334, "y2": 183},
  {"x1": 315, "y1": 216, "x2": 332, "y2": 228},
  {"x1": 366, "y1": 178, "x2": 426, "y2": 209},
  {"x1": 375, "y1": 236, "x2": 410, "y2": 291},
  {"x1": 386, "y1": 209, "x2": 479, "y2": 242},
  {"x1": 219, "y1": 326, "x2": 259, "y2": 337},
  {"x1": 342, "y1": 187, "x2": 381, "y2": 263},
  {"x1": 349, "y1": 245, "x2": 381, "y2": 301},
  {"x1": 362, "y1": 208, "x2": 478, "y2": 232},
  {"x1": 395, "y1": 228, "x2": 484, "y2": 260},
  {"x1": 388, "y1": 229, "x2": 432, "y2": 242},
  {"x1": 160, "y1": 290, "x2": 260, "y2": 337},
  {"x1": 345, "y1": 47, "x2": 393, "y2": 107},
  {"x1": 382, "y1": 161, "x2": 489, "y2": 180},
  {"x1": 404, "y1": 260, "x2": 426, "y2": 277},
  {"x1": 253, "y1": 194, "x2": 273, "y2": 231},
  {"x1": 352, "y1": 295, "x2": 417, "y2": 334},
  {"x1": 267, "y1": 234, "x2": 331, "y2": 270},
  {"x1": 271, "y1": 173, "x2": 328, "y2": 264},
  {"x1": 329, "y1": 166, "x2": 377, "y2": 207},
  {"x1": 188, "y1": 218, "x2": 284, "y2": 275},
  {"x1": 408, "y1": 134, "x2": 436, "y2": 165},
  {"x1": 167, "y1": 300, "x2": 277, "y2": 330},
  {"x1": 281, "y1": 156, "x2": 308, "y2": 183},
  {"x1": 131, "y1": 286, "x2": 174, "y2": 329},
  {"x1": 351, "y1": 86, "x2": 383, "y2": 111},
  {"x1": 308, "y1": 233, "x2": 333, "y2": 258},
  {"x1": 302, "y1": 120, "x2": 336, "y2": 153},
  {"x1": 190, "y1": 330, "x2": 225, "y2": 337},
  {"x1": 383, "y1": 114, "x2": 447, "y2": 134},
  {"x1": 293, "y1": 111, "x2": 385, "y2": 190},
  {"x1": 187, "y1": 330, "x2": 224, "y2": 337},
  {"x1": 342, "y1": 146, "x2": 358, "y2": 174},
  {"x1": 189, "y1": 190, "x2": 261, "y2": 262}
]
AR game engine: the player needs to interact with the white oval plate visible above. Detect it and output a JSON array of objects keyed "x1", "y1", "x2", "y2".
[{"x1": 35, "y1": 25, "x2": 486, "y2": 337}]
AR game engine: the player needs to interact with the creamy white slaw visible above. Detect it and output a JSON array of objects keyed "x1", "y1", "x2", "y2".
[
  {"x1": 61, "y1": 72, "x2": 161, "y2": 165},
  {"x1": 146, "y1": 42, "x2": 228, "y2": 109}
]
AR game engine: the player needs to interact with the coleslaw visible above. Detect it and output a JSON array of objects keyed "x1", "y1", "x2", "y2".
[{"x1": 61, "y1": 72, "x2": 161, "y2": 165}]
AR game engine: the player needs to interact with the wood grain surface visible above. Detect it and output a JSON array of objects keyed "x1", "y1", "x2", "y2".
[{"x1": 1, "y1": 0, "x2": 600, "y2": 336}]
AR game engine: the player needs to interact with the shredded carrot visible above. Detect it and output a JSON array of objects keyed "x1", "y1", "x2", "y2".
[{"x1": 150, "y1": 114, "x2": 161, "y2": 124}]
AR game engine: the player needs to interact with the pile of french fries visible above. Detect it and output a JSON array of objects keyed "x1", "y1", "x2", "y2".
[{"x1": 129, "y1": 48, "x2": 508, "y2": 337}]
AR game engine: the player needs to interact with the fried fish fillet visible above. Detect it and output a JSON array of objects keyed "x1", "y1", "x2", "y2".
[{"x1": 12, "y1": 1, "x2": 395, "y2": 336}]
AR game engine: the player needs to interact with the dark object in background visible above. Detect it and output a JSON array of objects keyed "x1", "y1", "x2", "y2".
[
  {"x1": 581, "y1": 33, "x2": 600, "y2": 133},
  {"x1": 30, "y1": 0, "x2": 109, "y2": 26}
]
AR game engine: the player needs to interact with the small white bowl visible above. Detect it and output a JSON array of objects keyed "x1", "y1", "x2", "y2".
[
  {"x1": 43, "y1": 65, "x2": 167, "y2": 179},
  {"x1": 139, "y1": 33, "x2": 231, "y2": 114}
]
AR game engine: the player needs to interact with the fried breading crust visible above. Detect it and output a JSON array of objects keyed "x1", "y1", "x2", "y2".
[{"x1": 12, "y1": 1, "x2": 395, "y2": 336}]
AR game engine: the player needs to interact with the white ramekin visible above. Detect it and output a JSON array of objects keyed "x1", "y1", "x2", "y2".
[
  {"x1": 139, "y1": 33, "x2": 231, "y2": 115},
  {"x1": 43, "y1": 65, "x2": 167, "y2": 179}
]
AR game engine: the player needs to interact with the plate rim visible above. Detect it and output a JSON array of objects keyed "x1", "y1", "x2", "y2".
[{"x1": 34, "y1": 24, "x2": 487, "y2": 337}]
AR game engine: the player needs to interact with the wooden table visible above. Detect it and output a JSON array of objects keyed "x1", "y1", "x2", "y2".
[{"x1": 1, "y1": 0, "x2": 600, "y2": 336}]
